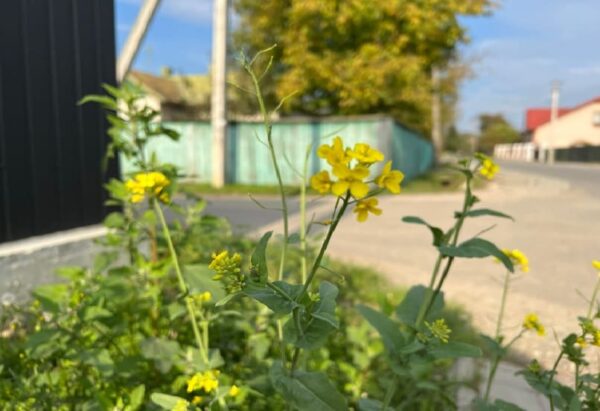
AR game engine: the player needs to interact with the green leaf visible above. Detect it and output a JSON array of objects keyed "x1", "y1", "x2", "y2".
[
  {"x1": 357, "y1": 305, "x2": 405, "y2": 353},
  {"x1": 479, "y1": 334, "x2": 506, "y2": 357},
  {"x1": 32, "y1": 284, "x2": 69, "y2": 313},
  {"x1": 55, "y1": 266, "x2": 86, "y2": 281},
  {"x1": 395, "y1": 285, "x2": 444, "y2": 326},
  {"x1": 460, "y1": 208, "x2": 514, "y2": 221},
  {"x1": 25, "y1": 329, "x2": 68, "y2": 359},
  {"x1": 473, "y1": 399, "x2": 526, "y2": 411},
  {"x1": 402, "y1": 216, "x2": 445, "y2": 246},
  {"x1": 270, "y1": 362, "x2": 348, "y2": 411},
  {"x1": 78, "y1": 94, "x2": 117, "y2": 110},
  {"x1": 251, "y1": 231, "x2": 273, "y2": 283},
  {"x1": 183, "y1": 264, "x2": 226, "y2": 300},
  {"x1": 285, "y1": 282, "x2": 339, "y2": 349},
  {"x1": 244, "y1": 281, "x2": 302, "y2": 316},
  {"x1": 83, "y1": 306, "x2": 113, "y2": 321},
  {"x1": 78, "y1": 349, "x2": 114, "y2": 376},
  {"x1": 127, "y1": 384, "x2": 145, "y2": 411},
  {"x1": 140, "y1": 338, "x2": 181, "y2": 373},
  {"x1": 430, "y1": 341, "x2": 481, "y2": 359},
  {"x1": 103, "y1": 211, "x2": 126, "y2": 228},
  {"x1": 438, "y1": 238, "x2": 514, "y2": 272},
  {"x1": 150, "y1": 393, "x2": 187, "y2": 410}
]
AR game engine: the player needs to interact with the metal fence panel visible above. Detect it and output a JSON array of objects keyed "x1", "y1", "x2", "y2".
[
  {"x1": 0, "y1": 0, "x2": 117, "y2": 243},
  {"x1": 120, "y1": 117, "x2": 434, "y2": 185}
]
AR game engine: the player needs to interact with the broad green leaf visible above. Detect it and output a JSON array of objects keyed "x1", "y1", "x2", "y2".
[
  {"x1": 479, "y1": 334, "x2": 506, "y2": 357},
  {"x1": 94, "y1": 251, "x2": 119, "y2": 273},
  {"x1": 150, "y1": 393, "x2": 187, "y2": 410},
  {"x1": 460, "y1": 208, "x2": 514, "y2": 221},
  {"x1": 395, "y1": 285, "x2": 444, "y2": 326},
  {"x1": 473, "y1": 399, "x2": 526, "y2": 411},
  {"x1": 55, "y1": 266, "x2": 86, "y2": 281},
  {"x1": 430, "y1": 341, "x2": 481, "y2": 359},
  {"x1": 251, "y1": 231, "x2": 273, "y2": 283},
  {"x1": 25, "y1": 329, "x2": 67, "y2": 359},
  {"x1": 402, "y1": 216, "x2": 444, "y2": 246},
  {"x1": 270, "y1": 362, "x2": 348, "y2": 411},
  {"x1": 438, "y1": 238, "x2": 514, "y2": 272},
  {"x1": 83, "y1": 306, "x2": 112, "y2": 321},
  {"x1": 103, "y1": 211, "x2": 126, "y2": 228},
  {"x1": 32, "y1": 284, "x2": 69, "y2": 313},
  {"x1": 127, "y1": 384, "x2": 145, "y2": 411},
  {"x1": 183, "y1": 264, "x2": 225, "y2": 300},
  {"x1": 244, "y1": 281, "x2": 302, "y2": 315},
  {"x1": 140, "y1": 338, "x2": 181, "y2": 373},
  {"x1": 78, "y1": 349, "x2": 114, "y2": 376},
  {"x1": 285, "y1": 282, "x2": 339, "y2": 349},
  {"x1": 357, "y1": 305, "x2": 405, "y2": 354}
]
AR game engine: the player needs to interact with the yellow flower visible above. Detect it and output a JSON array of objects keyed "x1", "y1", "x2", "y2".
[
  {"x1": 592, "y1": 330, "x2": 600, "y2": 347},
  {"x1": 192, "y1": 396, "x2": 203, "y2": 405},
  {"x1": 375, "y1": 161, "x2": 404, "y2": 194},
  {"x1": 479, "y1": 158, "x2": 500, "y2": 180},
  {"x1": 125, "y1": 171, "x2": 170, "y2": 204},
  {"x1": 317, "y1": 136, "x2": 348, "y2": 167},
  {"x1": 353, "y1": 198, "x2": 382, "y2": 222},
  {"x1": 331, "y1": 164, "x2": 370, "y2": 199},
  {"x1": 593, "y1": 260, "x2": 600, "y2": 272},
  {"x1": 194, "y1": 291, "x2": 212, "y2": 304},
  {"x1": 228, "y1": 385, "x2": 241, "y2": 397},
  {"x1": 172, "y1": 399, "x2": 189, "y2": 411},
  {"x1": 310, "y1": 170, "x2": 333, "y2": 194},
  {"x1": 502, "y1": 249, "x2": 529, "y2": 273},
  {"x1": 347, "y1": 143, "x2": 384, "y2": 164},
  {"x1": 576, "y1": 336, "x2": 588, "y2": 348},
  {"x1": 425, "y1": 319, "x2": 452, "y2": 343},
  {"x1": 209, "y1": 251, "x2": 241, "y2": 281},
  {"x1": 187, "y1": 370, "x2": 220, "y2": 393},
  {"x1": 523, "y1": 313, "x2": 545, "y2": 336}
]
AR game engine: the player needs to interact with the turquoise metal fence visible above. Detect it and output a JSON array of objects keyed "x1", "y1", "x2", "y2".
[{"x1": 120, "y1": 116, "x2": 434, "y2": 184}]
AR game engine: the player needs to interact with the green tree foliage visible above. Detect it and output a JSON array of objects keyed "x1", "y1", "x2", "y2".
[
  {"x1": 477, "y1": 114, "x2": 521, "y2": 154},
  {"x1": 233, "y1": 0, "x2": 493, "y2": 133}
]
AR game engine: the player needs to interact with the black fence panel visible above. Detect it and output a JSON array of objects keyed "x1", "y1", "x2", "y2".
[
  {"x1": 0, "y1": 0, "x2": 118, "y2": 243},
  {"x1": 555, "y1": 146, "x2": 600, "y2": 163}
]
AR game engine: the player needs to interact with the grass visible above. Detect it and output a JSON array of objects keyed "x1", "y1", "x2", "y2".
[{"x1": 179, "y1": 166, "x2": 486, "y2": 197}]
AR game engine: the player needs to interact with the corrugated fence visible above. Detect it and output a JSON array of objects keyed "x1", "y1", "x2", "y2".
[{"x1": 121, "y1": 116, "x2": 433, "y2": 184}]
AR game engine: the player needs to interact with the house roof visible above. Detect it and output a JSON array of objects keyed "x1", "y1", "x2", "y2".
[
  {"x1": 525, "y1": 95, "x2": 600, "y2": 131},
  {"x1": 127, "y1": 70, "x2": 212, "y2": 106},
  {"x1": 525, "y1": 108, "x2": 571, "y2": 131}
]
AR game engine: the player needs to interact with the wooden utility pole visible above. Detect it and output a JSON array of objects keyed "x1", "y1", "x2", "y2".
[
  {"x1": 211, "y1": 0, "x2": 228, "y2": 187},
  {"x1": 116, "y1": 0, "x2": 162, "y2": 82},
  {"x1": 431, "y1": 66, "x2": 443, "y2": 162}
]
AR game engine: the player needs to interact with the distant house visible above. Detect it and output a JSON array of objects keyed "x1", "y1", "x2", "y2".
[
  {"x1": 527, "y1": 97, "x2": 600, "y2": 148},
  {"x1": 127, "y1": 70, "x2": 211, "y2": 121}
]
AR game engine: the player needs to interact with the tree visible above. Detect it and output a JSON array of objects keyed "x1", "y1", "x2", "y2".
[
  {"x1": 232, "y1": 0, "x2": 493, "y2": 134},
  {"x1": 477, "y1": 114, "x2": 521, "y2": 154}
]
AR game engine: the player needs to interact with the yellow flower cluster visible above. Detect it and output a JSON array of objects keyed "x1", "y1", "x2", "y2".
[
  {"x1": 522, "y1": 313, "x2": 545, "y2": 336},
  {"x1": 187, "y1": 370, "x2": 220, "y2": 393},
  {"x1": 209, "y1": 251, "x2": 242, "y2": 281},
  {"x1": 310, "y1": 136, "x2": 404, "y2": 222},
  {"x1": 502, "y1": 249, "x2": 529, "y2": 273},
  {"x1": 475, "y1": 153, "x2": 500, "y2": 180},
  {"x1": 125, "y1": 171, "x2": 170, "y2": 204},
  {"x1": 193, "y1": 291, "x2": 212, "y2": 304},
  {"x1": 593, "y1": 260, "x2": 600, "y2": 277},
  {"x1": 425, "y1": 318, "x2": 452, "y2": 343}
]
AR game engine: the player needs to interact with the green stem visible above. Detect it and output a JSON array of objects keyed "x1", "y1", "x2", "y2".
[
  {"x1": 483, "y1": 357, "x2": 500, "y2": 402},
  {"x1": 495, "y1": 270, "x2": 511, "y2": 339},
  {"x1": 245, "y1": 63, "x2": 289, "y2": 281},
  {"x1": 154, "y1": 200, "x2": 209, "y2": 364},
  {"x1": 587, "y1": 277, "x2": 600, "y2": 319},
  {"x1": 415, "y1": 254, "x2": 443, "y2": 326},
  {"x1": 548, "y1": 351, "x2": 564, "y2": 411},
  {"x1": 419, "y1": 178, "x2": 472, "y2": 325},
  {"x1": 298, "y1": 195, "x2": 350, "y2": 300},
  {"x1": 299, "y1": 143, "x2": 312, "y2": 284}
]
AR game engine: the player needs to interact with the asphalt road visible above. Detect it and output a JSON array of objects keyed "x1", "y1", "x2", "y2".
[{"x1": 498, "y1": 160, "x2": 600, "y2": 197}]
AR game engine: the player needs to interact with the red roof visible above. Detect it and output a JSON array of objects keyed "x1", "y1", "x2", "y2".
[{"x1": 525, "y1": 108, "x2": 571, "y2": 131}]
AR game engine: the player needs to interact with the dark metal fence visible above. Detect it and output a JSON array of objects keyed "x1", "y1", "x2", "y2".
[
  {"x1": 555, "y1": 146, "x2": 600, "y2": 163},
  {"x1": 0, "y1": 0, "x2": 118, "y2": 243}
]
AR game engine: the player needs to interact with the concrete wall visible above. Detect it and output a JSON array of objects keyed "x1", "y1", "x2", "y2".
[{"x1": 534, "y1": 102, "x2": 600, "y2": 148}]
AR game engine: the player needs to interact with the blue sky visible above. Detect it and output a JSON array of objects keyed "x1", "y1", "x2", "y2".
[{"x1": 116, "y1": 0, "x2": 600, "y2": 132}]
